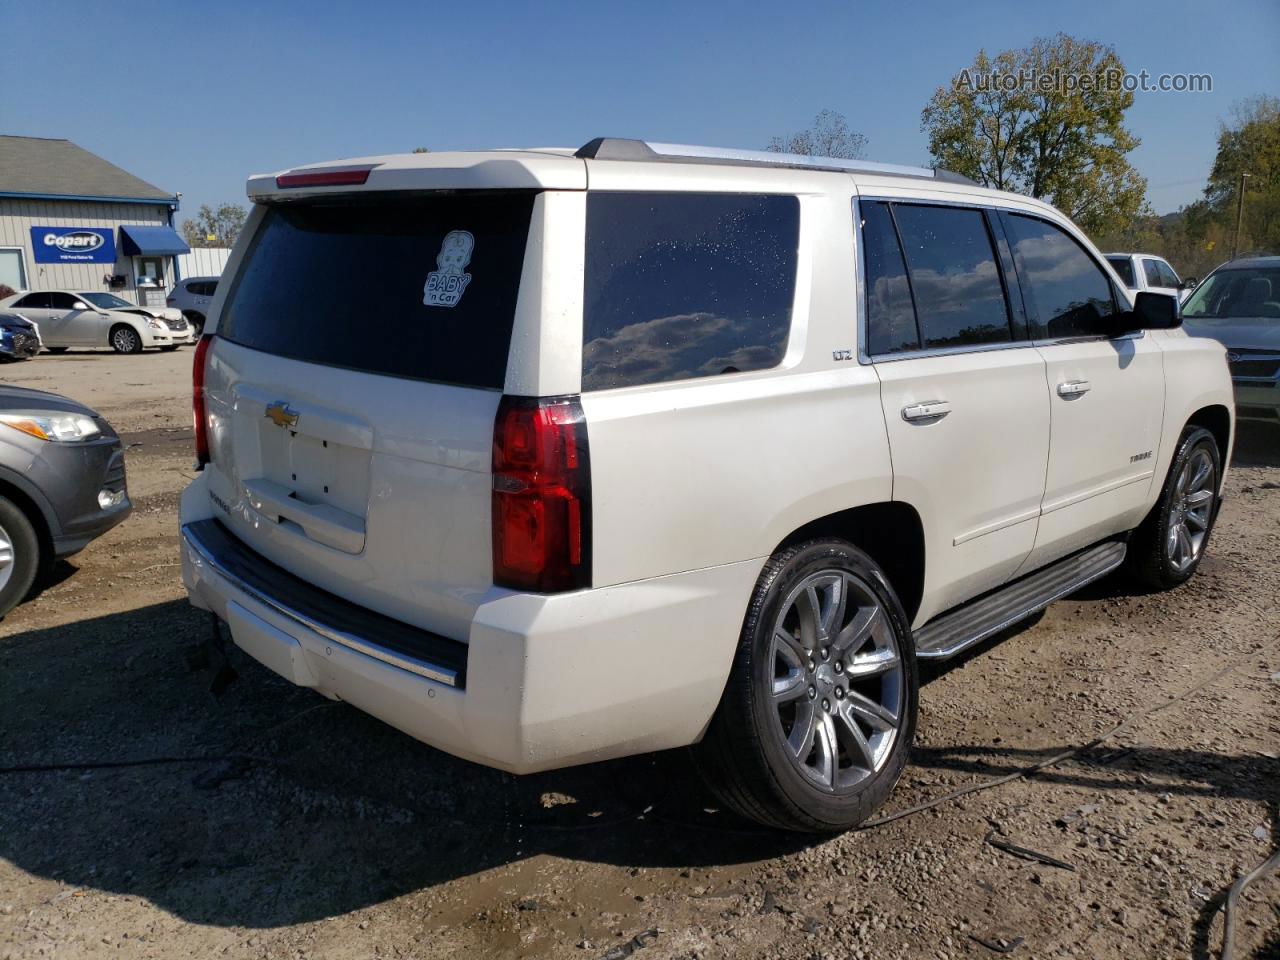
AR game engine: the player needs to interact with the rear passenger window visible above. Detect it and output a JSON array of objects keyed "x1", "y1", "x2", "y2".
[
  {"x1": 861, "y1": 201, "x2": 920, "y2": 354},
  {"x1": 1142, "y1": 259, "x2": 1163, "y2": 287},
  {"x1": 1005, "y1": 214, "x2": 1118, "y2": 339},
  {"x1": 582, "y1": 192, "x2": 799, "y2": 391},
  {"x1": 891, "y1": 204, "x2": 1012, "y2": 349},
  {"x1": 1107, "y1": 257, "x2": 1136, "y2": 288}
]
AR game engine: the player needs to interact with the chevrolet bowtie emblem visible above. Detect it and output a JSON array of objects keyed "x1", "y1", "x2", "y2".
[{"x1": 265, "y1": 401, "x2": 299, "y2": 429}]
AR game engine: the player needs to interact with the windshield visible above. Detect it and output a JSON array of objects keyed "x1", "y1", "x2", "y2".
[
  {"x1": 1182, "y1": 267, "x2": 1280, "y2": 319},
  {"x1": 80, "y1": 292, "x2": 134, "y2": 309}
]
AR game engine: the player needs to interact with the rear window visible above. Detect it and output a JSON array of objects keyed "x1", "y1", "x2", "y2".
[
  {"x1": 220, "y1": 193, "x2": 535, "y2": 389},
  {"x1": 582, "y1": 192, "x2": 799, "y2": 391}
]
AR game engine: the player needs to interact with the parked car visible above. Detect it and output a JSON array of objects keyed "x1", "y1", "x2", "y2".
[
  {"x1": 1181, "y1": 254, "x2": 1280, "y2": 428},
  {"x1": 0, "y1": 312, "x2": 41, "y2": 361},
  {"x1": 0, "y1": 385, "x2": 130, "y2": 617},
  {"x1": 179, "y1": 140, "x2": 1233, "y2": 832},
  {"x1": 1104, "y1": 252, "x2": 1196, "y2": 303},
  {"x1": 0, "y1": 290, "x2": 192, "y2": 353},
  {"x1": 166, "y1": 276, "x2": 220, "y2": 336}
]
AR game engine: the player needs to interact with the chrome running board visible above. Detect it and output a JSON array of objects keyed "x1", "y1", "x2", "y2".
[{"x1": 914, "y1": 541, "x2": 1127, "y2": 660}]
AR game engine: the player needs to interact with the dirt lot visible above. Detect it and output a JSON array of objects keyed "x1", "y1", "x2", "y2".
[{"x1": 1, "y1": 348, "x2": 1277, "y2": 960}]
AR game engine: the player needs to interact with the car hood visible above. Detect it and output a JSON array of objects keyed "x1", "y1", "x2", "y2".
[
  {"x1": 0, "y1": 385, "x2": 98, "y2": 417},
  {"x1": 1182, "y1": 316, "x2": 1280, "y2": 351}
]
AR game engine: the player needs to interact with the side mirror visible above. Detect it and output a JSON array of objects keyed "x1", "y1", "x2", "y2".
[
  {"x1": 1133, "y1": 291, "x2": 1181, "y2": 330},
  {"x1": 71, "y1": 301, "x2": 89, "y2": 310},
  {"x1": 1181, "y1": 276, "x2": 1198, "y2": 289}
]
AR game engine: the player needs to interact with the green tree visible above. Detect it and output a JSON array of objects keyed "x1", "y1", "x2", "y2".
[
  {"x1": 1202, "y1": 95, "x2": 1280, "y2": 255},
  {"x1": 922, "y1": 33, "x2": 1146, "y2": 236},
  {"x1": 180, "y1": 203, "x2": 248, "y2": 248},
  {"x1": 767, "y1": 109, "x2": 867, "y2": 159}
]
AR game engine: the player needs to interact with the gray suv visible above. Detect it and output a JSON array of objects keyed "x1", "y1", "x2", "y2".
[
  {"x1": 166, "y1": 276, "x2": 219, "y2": 336},
  {"x1": 0, "y1": 386, "x2": 131, "y2": 617}
]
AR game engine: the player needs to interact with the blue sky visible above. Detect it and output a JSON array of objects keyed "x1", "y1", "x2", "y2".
[{"x1": 4, "y1": 0, "x2": 1277, "y2": 224}]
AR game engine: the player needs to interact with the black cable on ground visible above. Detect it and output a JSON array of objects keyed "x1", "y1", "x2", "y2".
[{"x1": 1222, "y1": 849, "x2": 1280, "y2": 960}]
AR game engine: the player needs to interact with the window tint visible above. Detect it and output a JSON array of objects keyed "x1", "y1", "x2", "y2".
[
  {"x1": 220, "y1": 193, "x2": 535, "y2": 388},
  {"x1": 1106, "y1": 256, "x2": 1136, "y2": 288},
  {"x1": 892, "y1": 204, "x2": 1011, "y2": 349},
  {"x1": 1005, "y1": 214, "x2": 1118, "y2": 339},
  {"x1": 582, "y1": 192, "x2": 798, "y2": 391},
  {"x1": 1156, "y1": 260, "x2": 1180, "y2": 287},
  {"x1": 1142, "y1": 259, "x2": 1163, "y2": 287},
  {"x1": 13, "y1": 293, "x2": 49, "y2": 309},
  {"x1": 861, "y1": 201, "x2": 919, "y2": 354},
  {"x1": 48, "y1": 293, "x2": 79, "y2": 310},
  {"x1": 189, "y1": 280, "x2": 217, "y2": 296}
]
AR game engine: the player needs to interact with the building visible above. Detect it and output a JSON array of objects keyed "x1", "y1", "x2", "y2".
[{"x1": 0, "y1": 135, "x2": 190, "y2": 307}]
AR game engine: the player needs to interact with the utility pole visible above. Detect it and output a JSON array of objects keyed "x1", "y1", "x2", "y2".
[{"x1": 1231, "y1": 171, "x2": 1252, "y2": 258}]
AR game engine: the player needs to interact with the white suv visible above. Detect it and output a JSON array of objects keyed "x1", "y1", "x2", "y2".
[{"x1": 179, "y1": 140, "x2": 1234, "y2": 832}]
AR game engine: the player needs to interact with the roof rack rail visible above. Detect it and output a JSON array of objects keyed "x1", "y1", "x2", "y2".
[{"x1": 574, "y1": 138, "x2": 978, "y2": 185}]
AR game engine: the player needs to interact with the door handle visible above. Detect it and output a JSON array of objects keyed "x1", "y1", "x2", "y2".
[
  {"x1": 1056, "y1": 379, "x2": 1092, "y2": 398},
  {"x1": 901, "y1": 400, "x2": 951, "y2": 422}
]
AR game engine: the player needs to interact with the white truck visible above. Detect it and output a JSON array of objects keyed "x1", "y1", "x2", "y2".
[{"x1": 179, "y1": 140, "x2": 1234, "y2": 832}]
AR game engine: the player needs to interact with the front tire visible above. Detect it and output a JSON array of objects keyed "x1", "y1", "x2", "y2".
[
  {"x1": 1129, "y1": 426, "x2": 1221, "y2": 590},
  {"x1": 110, "y1": 325, "x2": 143, "y2": 354},
  {"x1": 693, "y1": 539, "x2": 918, "y2": 832},
  {"x1": 185, "y1": 313, "x2": 205, "y2": 337},
  {"x1": 0, "y1": 496, "x2": 40, "y2": 619}
]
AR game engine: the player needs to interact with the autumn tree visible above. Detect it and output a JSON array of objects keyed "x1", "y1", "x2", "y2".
[
  {"x1": 767, "y1": 110, "x2": 867, "y2": 160},
  {"x1": 922, "y1": 34, "x2": 1146, "y2": 235},
  {"x1": 180, "y1": 203, "x2": 248, "y2": 248}
]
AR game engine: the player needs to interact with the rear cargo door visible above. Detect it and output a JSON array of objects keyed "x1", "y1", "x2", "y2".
[{"x1": 202, "y1": 192, "x2": 538, "y2": 639}]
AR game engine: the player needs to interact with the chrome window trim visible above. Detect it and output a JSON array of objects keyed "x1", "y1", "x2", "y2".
[{"x1": 181, "y1": 522, "x2": 462, "y2": 688}]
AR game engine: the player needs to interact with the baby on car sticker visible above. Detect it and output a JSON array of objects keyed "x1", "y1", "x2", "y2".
[{"x1": 423, "y1": 230, "x2": 475, "y2": 307}]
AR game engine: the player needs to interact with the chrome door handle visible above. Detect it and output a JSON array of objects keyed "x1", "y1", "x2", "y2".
[
  {"x1": 1056, "y1": 379, "x2": 1092, "y2": 398},
  {"x1": 901, "y1": 400, "x2": 951, "y2": 422}
]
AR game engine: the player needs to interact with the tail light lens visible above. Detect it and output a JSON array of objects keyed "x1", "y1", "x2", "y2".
[
  {"x1": 193, "y1": 334, "x2": 214, "y2": 467},
  {"x1": 492, "y1": 395, "x2": 591, "y2": 592},
  {"x1": 165, "y1": 296, "x2": 177, "y2": 305}
]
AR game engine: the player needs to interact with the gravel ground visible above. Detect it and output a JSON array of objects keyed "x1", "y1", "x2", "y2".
[{"x1": 1, "y1": 349, "x2": 1277, "y2": 960}]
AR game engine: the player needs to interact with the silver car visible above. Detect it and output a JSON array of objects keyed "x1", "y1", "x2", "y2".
[
  {"x1": 166, "y1": 276, "x2": 219, "y2": 336},
  {"x1": 1181, "y1": 255, "x2": 1280, "y2": 427}
]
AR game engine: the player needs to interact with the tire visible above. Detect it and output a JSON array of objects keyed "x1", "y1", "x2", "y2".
[
  {"x1": 1128, "y1": 426, "x2": 1221, "y2": 590},
  {"x1": 186, "y1": 313, "x2": 205, "y2": 337},
  {"x1": 110, "y1": 325, "x2": 143, "y2": 354},
  {"x1": 45, "y1": 347, "x2": 68, "y2": 354},
  {"x1": 0, "y1": 496, "x2": 40, "y2": 619},
  {"x1": 693, "y1": 538, "x2": 918, "y2": 832}
]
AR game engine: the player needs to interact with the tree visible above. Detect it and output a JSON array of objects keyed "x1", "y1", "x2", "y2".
[
  {"x1": 180, "y1": 204, "x2": 248, "y2": 249},
  {"x1": 1202, "y1": 95, "x2": 1280, "y2": 254},
  {"x1": 412, "y1": 146, "x2": 430, "y2": 153},
  {"x1": 767, "y1": 110, "x2": 867, "y2": 160},
  {"x1": 922, "y1": 34, "x2": 1146, "y2": 236}
]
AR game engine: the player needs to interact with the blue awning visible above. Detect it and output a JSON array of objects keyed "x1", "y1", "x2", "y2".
[{"x1": 118, "y1": 224, "x2": 190, "y2": 257}]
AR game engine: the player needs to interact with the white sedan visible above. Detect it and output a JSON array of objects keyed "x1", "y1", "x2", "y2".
[{"x1": 0, "y1": 290, "x2": 195, "y2": 353}]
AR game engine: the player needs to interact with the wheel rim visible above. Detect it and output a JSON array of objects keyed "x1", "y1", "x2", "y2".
[
  {"x1": 1168, "y1": 448, "x2": 1215, "y2": 572},
  {"x1": 113, "y1": 329, "x2": 137, "y2": 352},
  {"x1": 0, "y1": 520, "x2": 14, "y2": 593},
  {"x1": 768, "y1": 569, "x2": 904, "y2": 793}
]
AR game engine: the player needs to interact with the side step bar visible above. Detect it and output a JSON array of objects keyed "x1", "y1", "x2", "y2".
[{"x1": 914, "y1": 541, "x2": 1127, "y2": 659}]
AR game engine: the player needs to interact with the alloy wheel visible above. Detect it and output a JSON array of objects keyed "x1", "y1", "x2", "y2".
[
  {"x1": 0, "y1": 520, "x2": 14, "y2": 593},
  {"x1": 1168, "y1": 447, "x2": 1215, "y2": 572},
  {"x1": 768, "y1": 569, "x2": 904, "y2": 792},
  {"x1": 112, "y1": 328, "x2": 140, "y2": 353}
]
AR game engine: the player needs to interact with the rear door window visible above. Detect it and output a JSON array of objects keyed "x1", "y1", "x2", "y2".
[
  {"x1": 891, "y1": 204, "x2": 1013, "y2": 349},
  {"x1": 1106, "y1": 257, "x2": 1136, "y2": 288},
  {"x1": 1142, "y1": 259, "x2": 1163, "y2": 287},
  {"x1": 12, "y1": 293, "x2": 50, "y2": 309},
  {"x1": 1004, "y1": 214, "x2": 1118, "y2": 339},
  {"x1": 860, "y1": 201, "x2": 920, "y2": 354},
  {"x1": 219, "y1": 193, "x2": 535, "y2": 389},
  {"x1": 582, "y1": 192, "x2": 799, "y2": 391}
]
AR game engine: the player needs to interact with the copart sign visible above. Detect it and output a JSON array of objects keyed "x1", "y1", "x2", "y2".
[{"x1": 30, "y1": 226, "x2": 116, "y2": 264}]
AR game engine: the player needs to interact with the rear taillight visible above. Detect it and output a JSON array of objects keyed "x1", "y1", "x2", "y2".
[
  {"x1": 193, "y1": 334, "x2": 214, "y2": 467},
  {"x1": 492, "y1": 395, "x2": 591, "y2": 592}
]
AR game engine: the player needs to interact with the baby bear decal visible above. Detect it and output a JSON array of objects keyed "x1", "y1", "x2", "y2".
[{"x1": 423, "y1": 229, "x2": 475, "y2": 307}]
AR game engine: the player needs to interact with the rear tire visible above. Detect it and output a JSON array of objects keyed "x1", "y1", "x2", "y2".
[
  {"x1": 692, "y1": 539, "x2": 918, "y2": 832},
  {"x1": 1128, "y1": 426, "x2": 1220, "y2": 590},
  {"x1": 110, "y1": 325, "x2": 142, "y2": 354},
  {"x1": 0, "y1": 496, "x2": 40, "y2": 619}
]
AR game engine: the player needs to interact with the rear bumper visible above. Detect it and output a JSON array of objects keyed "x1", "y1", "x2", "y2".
[{"x1": 179, "y1": 501, "x2": 759, "y2": 774}]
